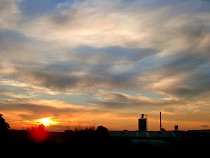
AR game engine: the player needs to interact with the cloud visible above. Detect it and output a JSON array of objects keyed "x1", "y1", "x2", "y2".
[
  {"x1": 201, "y1": 125, "x2": 209, "y2": 128},
  {"x1": 13, "y1": 0, "x2": 209, "y2": 50},
  {"x1": 1, "y1": 0, "x2": 209, "y2": 101},
  {"x1": 0, "y1": 0, "x2": 21, "y2": 29},
  {"x1": 90, "y1": 91, "x2": 186, "y2": 110},
  {"x1": 14, "y1": 1, "x2": 169, "y2": 47},
  {"x1": 150, "y1": 47, "x2": 210, "y2": 99},
  {"x1": 7, "y1": 45, "x2": 155, "y2": 92},
  {"x1": 0, "y1": 99, "x2": 120, "y2": 130}
]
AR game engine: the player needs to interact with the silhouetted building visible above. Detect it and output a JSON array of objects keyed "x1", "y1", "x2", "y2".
[
  {"x1": 174, "y1": 125, "x2": 178, "y2": 131},
  {"x1": 138, "y1": 114, "x2": 147, "y2": 131}
]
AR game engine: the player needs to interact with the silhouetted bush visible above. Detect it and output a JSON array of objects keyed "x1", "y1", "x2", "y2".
[
  {"x1": 95, "y1": 125, "x2": 109, "y2": 139},
  {"x1": 0, "y1": 113, "x2": 10, "y2": 136}
]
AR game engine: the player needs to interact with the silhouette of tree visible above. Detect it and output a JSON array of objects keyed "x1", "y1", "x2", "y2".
[
  {"x1": 95, "y1": 125, "x2": 109, "y2": 138},
  {"x1": 0, "y1": 113, "x2": 10, "y2": 135}
]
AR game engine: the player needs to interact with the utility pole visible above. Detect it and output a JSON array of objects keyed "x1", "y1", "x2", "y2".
[{"x1": 160, "y1": 111, "x2": 162, "y2": 131}]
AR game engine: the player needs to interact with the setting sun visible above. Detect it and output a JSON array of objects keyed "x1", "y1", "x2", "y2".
[{"x1": 35, "y1": 117, "x2": 58, "y2": 126}]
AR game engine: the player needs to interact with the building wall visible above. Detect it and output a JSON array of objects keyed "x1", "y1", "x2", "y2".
[{"x1": 138, "y1": 119, "x2": 147, "y2": 131}]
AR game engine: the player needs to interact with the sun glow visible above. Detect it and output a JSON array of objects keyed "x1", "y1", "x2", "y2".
[{"x1": 35, "y1": 117, "x2": 58, "y2": 126}]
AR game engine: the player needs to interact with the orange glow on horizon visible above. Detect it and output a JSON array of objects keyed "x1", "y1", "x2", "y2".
[{"x1": 35, "y1": 117, "x2": 58, "y2": 127}]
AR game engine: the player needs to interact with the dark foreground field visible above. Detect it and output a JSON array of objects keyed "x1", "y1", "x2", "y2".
[{"x1": 1, "y1": 130, "x2": 210, "y2": 157}]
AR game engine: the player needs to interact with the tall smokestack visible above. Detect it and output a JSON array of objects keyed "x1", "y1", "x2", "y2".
[{"x1": 160, "y1": 111, "x2": 162, "y2": 131}]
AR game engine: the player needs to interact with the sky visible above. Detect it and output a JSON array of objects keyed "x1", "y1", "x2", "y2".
[{"x1": 0, "y1": 0, "x2": 210, "y2": 132}]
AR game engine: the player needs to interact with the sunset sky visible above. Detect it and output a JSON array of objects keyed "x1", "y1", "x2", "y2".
[{"x1": 0, "y1": 0, "x2": 210, "y2": 132}]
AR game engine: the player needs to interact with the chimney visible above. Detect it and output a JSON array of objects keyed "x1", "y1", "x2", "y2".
[{"x1": 138, "y1": 114, "x2": 147, "y2": 131}]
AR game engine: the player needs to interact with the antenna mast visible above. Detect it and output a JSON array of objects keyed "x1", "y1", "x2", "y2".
[{"x1": 160, "y1": 111, "x2": 162, "y2": 131}]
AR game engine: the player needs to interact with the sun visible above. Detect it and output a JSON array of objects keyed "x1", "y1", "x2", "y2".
[{"x1": 35, "y1": 117, "x2": 57, "y2": 126}]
